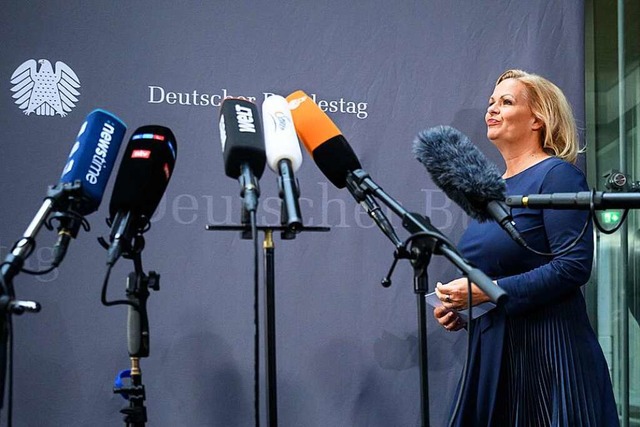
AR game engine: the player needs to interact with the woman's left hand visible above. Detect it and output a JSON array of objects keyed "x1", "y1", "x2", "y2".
[{"x1": 435, "y1": 278, "x2": 492, "y2": 310}]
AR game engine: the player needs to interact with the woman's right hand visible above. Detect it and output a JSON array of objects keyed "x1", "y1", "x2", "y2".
[{"x1": 434, "y1": 306, "x2": 466, "y2": 331}]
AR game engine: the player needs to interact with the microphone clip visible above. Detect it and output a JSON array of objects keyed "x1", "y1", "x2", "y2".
[
  {"x1": 97, "y1": 234, "x2": 146, "y2": 260},
  {"x1": 46, "y1": 211, "x2": 90, "y2": 238},
  {"x1": 276, "y1": 160, "x2": 303, "y2": 237},
  {"x1": 239, "y1": 174, "x2": 260, "y2": 197},
  {"x1": 239, "y1": 164, "x2": 261, "y2": 214},
  {"x1": 44, "y1": 181, "x2": 92, "y2": 268},
  {"x1": 98, "y1": 213, "x2": 149, "y2": 264},
  {"x1": 45, "y1": 179, "x2": 92, "y2": 214},
  {"x1": 44, "y1": 180, "x2": 91, "y2": 235},
  {"x1": 345, "y1": 173, "x2": 366, "y2": 203}
]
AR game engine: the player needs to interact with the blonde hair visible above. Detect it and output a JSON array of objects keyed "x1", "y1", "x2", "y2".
[{"x1": 496, "y1": 69, "x2": 582, "y2": 164}]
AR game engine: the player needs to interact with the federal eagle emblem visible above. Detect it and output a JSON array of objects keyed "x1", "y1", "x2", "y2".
[{"x1": 10, "y1": 59, "x2": 81, "y2": 117}]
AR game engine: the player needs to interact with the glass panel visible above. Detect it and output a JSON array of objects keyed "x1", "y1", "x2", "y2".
[{"x1": 587, "y1": 0, "x2": 640, "y2": 425}]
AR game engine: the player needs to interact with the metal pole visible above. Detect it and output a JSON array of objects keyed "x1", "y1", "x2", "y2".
[
  {"x1": 263, "y1": 230, "x2": 278, "y2": 427},
  {"x1": 616, "y1": 1, "x2": 629, "y2": 424},
  {"x1": 415, "y1": 274, "x2": 430, "y2": 427}
]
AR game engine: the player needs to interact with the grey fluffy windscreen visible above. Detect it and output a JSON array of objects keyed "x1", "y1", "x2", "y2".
[{"x1": 412, "y1": 125, "x2": 506, "y2": 222}]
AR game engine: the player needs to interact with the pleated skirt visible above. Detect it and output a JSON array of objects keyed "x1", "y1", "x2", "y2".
[{"x1": 491, "y1": 298, "x2": 619, "y2": 427}]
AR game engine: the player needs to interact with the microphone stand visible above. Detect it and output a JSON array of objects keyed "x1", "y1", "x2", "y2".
[
  {"x1": 99, "y1": 235, "x2": 159, "y2": 427},
  {"x1": 263, "y1": 229, "x2": 277, "y2": 426},
  {"x1": 205, "y1": 224, "x2": 329, "y2": 427},
  {"x1": 0, "y1": 181, "x2": 85, "y2": 418},
  {"x1": 411, "y1": 241, "x2": 432, "y2": 427},
  {"x1": 346, "y1": 170, "x2": 507, "y2": 427},
  {"x1": 117, "y1": 257, "x2": 158, "y2": 427}
]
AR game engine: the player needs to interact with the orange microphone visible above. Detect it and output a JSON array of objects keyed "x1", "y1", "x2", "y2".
[{"x1": 286, "y1": 90, "x2": 361, "y2": 188}]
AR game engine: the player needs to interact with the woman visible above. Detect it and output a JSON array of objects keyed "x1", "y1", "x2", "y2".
[{"x1": 434, "y1": 69, "x2": 618, "y2": 426}]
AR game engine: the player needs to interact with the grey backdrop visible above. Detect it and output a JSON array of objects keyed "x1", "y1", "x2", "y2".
[{"x1": 0, "y1": 1, "x2": 584, "y2": 426}]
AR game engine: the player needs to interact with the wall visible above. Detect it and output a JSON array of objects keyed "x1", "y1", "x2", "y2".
[{"x1": 0, "y1": 2, "x2": 584, "y2": 426}]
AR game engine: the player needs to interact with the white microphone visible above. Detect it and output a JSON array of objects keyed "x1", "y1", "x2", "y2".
[{"x1": 262, "y1": 95, "x2": 303, "y2": 232}]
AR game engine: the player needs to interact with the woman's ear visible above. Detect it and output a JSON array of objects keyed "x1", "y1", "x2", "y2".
[{"x1": 531, "y1": 115, "x2": 544, "y2": 131}]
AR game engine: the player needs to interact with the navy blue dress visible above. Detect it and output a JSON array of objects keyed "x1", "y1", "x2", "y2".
[{"x1": 451, "y1": 157, "x2": 618, "y2": 426}]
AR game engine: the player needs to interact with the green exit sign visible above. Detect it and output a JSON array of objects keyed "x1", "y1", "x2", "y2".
[{"x1": 601, "y1": 211, "x2": 622, "y2": 224}]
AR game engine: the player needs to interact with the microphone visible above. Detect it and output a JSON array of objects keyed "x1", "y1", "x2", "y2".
[
  {"x1": 105, "y1": 126, "x2": 177, "y2": 266},
  {"x1": 505, "y1": 192, "x2": 640, "y2": 210},
  {"x1": 286, "y1": 90, "x2": 400, "y2": 245},
  {"x1": 52, "y1": 109, "x2": 127, "y2": 266},
  {"x1": 286, "y1": 90, "x2": 361, "y2": 189},
  {"x1": 262, "y1": 94, "x2": 303, "y2": 233},
  {"x1": 219, "y1": 98, "x2": 266, "y2": 217},
  {"x1": 413, "y1": 125, "x2": 528, "y2": 248}
]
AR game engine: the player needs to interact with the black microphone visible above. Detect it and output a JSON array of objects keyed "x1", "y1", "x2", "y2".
[
  {"x1": 219, "y1": 98, "x2": 266, "y2": 217},
  {"x1": 413, "y1": 125, "x2": 528, "y2": 248},
  {"x1": 105, "y1": 126, "x2": 177, "y2": 266},
  {"x1": 262, "y1": 95, "x2": 303, "y2": 232}
]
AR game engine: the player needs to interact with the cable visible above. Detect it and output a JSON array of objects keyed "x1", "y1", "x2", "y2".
[
  {"x1": 509, "y1": 200, "x2": 593, "y2": 258},
  {"x1": 591, "y1": 187, "x2": 629, "y2": 234},
  {"x1": 100, "y1": 264, "x2": 137, "y2": 308},
  {"x1": 1, "y1": 237, "x2": 53, "y2": 276},
  {"x1": 20, "y1": 265, "x2": 57, "y2": 276}
]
